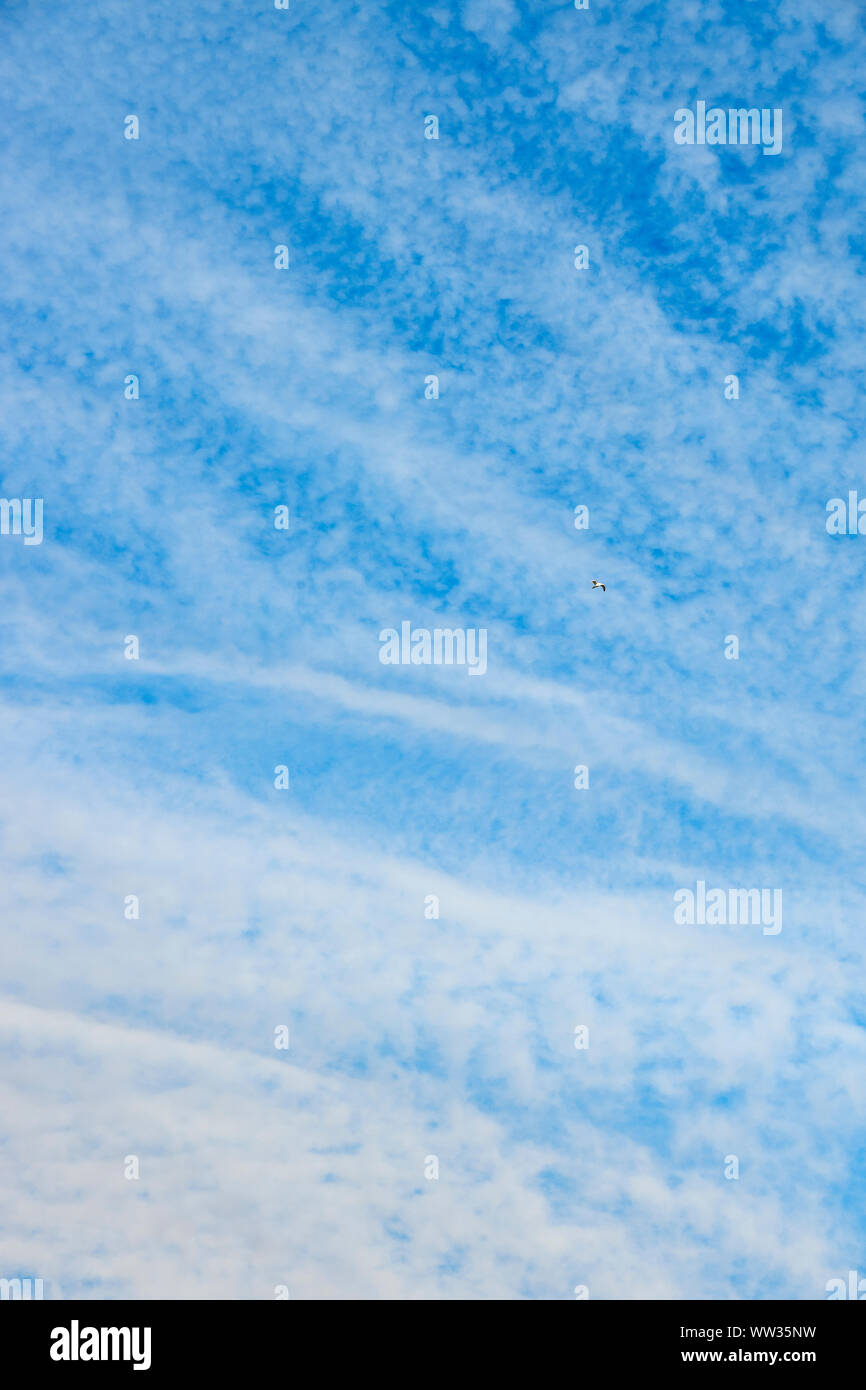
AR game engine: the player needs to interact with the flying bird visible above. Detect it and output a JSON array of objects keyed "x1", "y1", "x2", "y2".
[{"x1": 591, "y1": 580, "x2": 606, "y2": 592}]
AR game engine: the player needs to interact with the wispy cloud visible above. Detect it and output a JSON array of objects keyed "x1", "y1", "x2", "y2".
[{"x1": 1, "y1": 0, "x2": 865, "y2": 1299}]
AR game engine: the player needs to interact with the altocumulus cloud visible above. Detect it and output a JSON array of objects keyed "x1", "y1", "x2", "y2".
[{"x1": 0, "y1": 0, "x2": 865, "y2": 1299}]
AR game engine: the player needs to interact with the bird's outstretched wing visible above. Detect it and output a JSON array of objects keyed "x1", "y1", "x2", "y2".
[{"x1": 600, "y1": 584, "x2": 605, "y2": 592}]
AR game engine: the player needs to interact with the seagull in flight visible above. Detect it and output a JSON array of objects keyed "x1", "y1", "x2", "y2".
[{"x1": 591, "y1": 580, "x2": 606, "y2": 592}]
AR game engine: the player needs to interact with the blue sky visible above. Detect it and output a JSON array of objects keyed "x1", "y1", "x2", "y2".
[{"x1": 1, "y1": 0, "x2": 865, "y2": 1299}]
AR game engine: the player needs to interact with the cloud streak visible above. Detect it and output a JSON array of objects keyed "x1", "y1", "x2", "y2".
[{"x1": 1, "y1": 0, "x2": 865, "y2": 1300}]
